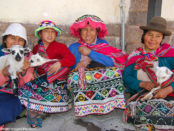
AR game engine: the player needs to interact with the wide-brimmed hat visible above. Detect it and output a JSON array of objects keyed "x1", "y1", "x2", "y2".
[
  {"x1": 70, "y1": 14, "x2": 108, "y2": 39},
  {"x1": 35, "y1": 20, "x2": 62, "y2": 39},
  {"x1": 140, "y1": 16, "x2": 171, "y2": 36},
  {"x1": 2, "y1": 23, "x2": 28, "y2": 43}
]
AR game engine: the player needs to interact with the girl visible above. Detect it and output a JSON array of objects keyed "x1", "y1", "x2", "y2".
[
  {"x1": 0, "y1": 23, "x2": 34, "y2": 129},
  {"x1": 19, "y1": 20, "x2": 75, "y2": 127}
]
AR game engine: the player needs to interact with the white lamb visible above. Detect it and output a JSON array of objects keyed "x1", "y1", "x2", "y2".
[
  {"x1": 29, "y1": 53, "x2": 58, "y2": 67},
  {"x1": 141, "y1": 66, "x2": 173, "y2": 101},
  {"x1": 0, "y1": 45, "x2": 31, "y2": 95}
]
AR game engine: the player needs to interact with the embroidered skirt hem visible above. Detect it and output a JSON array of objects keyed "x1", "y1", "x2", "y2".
[
  {"x1": 74, "y1": 97, "x2": 125, "y2": 117},
  {"x1": 20, "y1": 99, "x2": 72, "y2": 113}
]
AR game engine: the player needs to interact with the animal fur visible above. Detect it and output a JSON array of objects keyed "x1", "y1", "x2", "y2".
[
  {"x1": 0, "y1": 45, "x2": 31, "y2": 95},
  {"x1": 29, "y1": 53, "x2": 58, "y2": 67},
  {"x1": 141, "y1": 66, "x2": 173, "y2": 101}
]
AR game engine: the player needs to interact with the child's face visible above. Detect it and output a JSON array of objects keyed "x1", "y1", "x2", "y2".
[
  {"x1": 5, "y1": 35, "x2": 25, "y2": 48},
  {"x1": 39, "y1": 28, "x2": 56, "y2": 44}
]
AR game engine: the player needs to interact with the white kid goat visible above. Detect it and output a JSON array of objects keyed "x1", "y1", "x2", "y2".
[
  {"x1": 29, "y1": 53, "x2": 58, "y2": 67},
  {"x1": 141, "y1": 66, "x2": 173, "y2": 101},
  {"x1": 0, "y1": 45, "x2": 31, "y2": 95}
]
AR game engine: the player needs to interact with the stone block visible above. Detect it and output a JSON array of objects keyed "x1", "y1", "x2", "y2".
[
  {"x1": 57, "y1": 36, "x2": 78, "y2": 47},
  {"x1": 25, "y1": 24, "x2": 37, "y2": 36},
  {"x1": 125, "y1": 25, "x2": 143, "y2": 44},
  {"x1": 128, "y1": 12, "x2": 147, "y2": 25},
  {"x1": 129, "y1": 0, "x2": 149, "y2": 12},
  {"x1": 59, "y1": 25, "x2": 71, "y2": 36},
  {"x1": 106, "y1": 24, "x2": 121, "y2": 36},
  {"x1": 105, "y1": 36, "x2": 121, "y2": 49},
  {"x1": 125, "y1": 42, "x2": 143, "y2": 54},
  {"x1": 167, "y1": 21, "x2": 174, "y2": 31}
]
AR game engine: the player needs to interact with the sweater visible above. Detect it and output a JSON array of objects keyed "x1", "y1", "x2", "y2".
[{"x1": 33, "y1": 41, "x2": 75, "y2": 74}]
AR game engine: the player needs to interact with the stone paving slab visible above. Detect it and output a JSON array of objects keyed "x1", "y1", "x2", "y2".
[{"x1": 5, "y1": 109, "x2": 136, "y2": 131}]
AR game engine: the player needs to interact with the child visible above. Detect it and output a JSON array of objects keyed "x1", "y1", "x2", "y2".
[
  {"x1": 19, "y1": 20, "x2": 75, "y2": 128},
  {"x1": 0, "y1": 23, "x2": 34, "y2": 129}
]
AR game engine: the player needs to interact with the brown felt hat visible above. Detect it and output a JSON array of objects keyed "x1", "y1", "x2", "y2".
[{"x1": 140, "y1": 16, "x2": 172, "y2": 36}]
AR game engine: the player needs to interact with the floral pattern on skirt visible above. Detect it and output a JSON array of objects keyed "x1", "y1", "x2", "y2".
[{"x1": 68, "y1": 67, "x2": 126, "y2": 117}]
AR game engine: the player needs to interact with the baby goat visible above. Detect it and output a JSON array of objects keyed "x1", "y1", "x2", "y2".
[
  {"x1": 141, "y1": 66, "x2": 173, "y2": 101},
  {"x1": 0, "y1": 45, "x2": 31, "y2": 95},
  {"x1": 30, "y1": 53, "x2": 58, "y2": 67}
]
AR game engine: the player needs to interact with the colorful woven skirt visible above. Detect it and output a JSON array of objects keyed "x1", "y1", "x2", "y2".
[
  {"x1": 68, "y1": 67, "x2": 126, "y2": 117},
  {"x1": 126, "y1": 98, "x2": 174, "y2": 130},
  {"x1": 19, "y1": 75, "x2": 72, "y2": 113}
]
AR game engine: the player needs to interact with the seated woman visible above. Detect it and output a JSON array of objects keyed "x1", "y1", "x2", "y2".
[
  {"x1": 0, "y1": 23, "x2": 34, "y2": 129},
  {"x1": 123, "y1": 16, "x2": 174, "y2": 130},
  {"x1": 19, "y1": 20, "x2": 75, "y2": 128},
  {"x1": 68, "y1": 14, "x2": 128, "y2": 117}
]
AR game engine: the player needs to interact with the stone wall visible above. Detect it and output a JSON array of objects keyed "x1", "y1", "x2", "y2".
[
  {"x1": 0, "y1": 0, "x2": 174, "y2": 54},
  {"x1": 125, "y1": 0, "x2": 174, "y2": 54},
  {"x1": 125, "y1": 0, "x2": 148, "y2": 54}
]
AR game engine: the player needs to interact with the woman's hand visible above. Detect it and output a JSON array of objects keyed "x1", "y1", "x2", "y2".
[
  {"x1": 47, "y1": 62, "x2": 61, "y2": 74},
  {"x1": 139, "y1": 81, "x2": 154, "y2": 91},
  {"x1": 21, "y1": 59, "x2": 30, "y2": 75},
  {"x1": 79, "y1": 46, "x2": 91, "y2": 56},
  {"x1": 2, "y1": 65, "x2": 10, "y2": 77},
  {"x1": 153, "y1": 86, "x2": 173, "y2": 99},
  {"x1": 76, "y1": 61, "x2": 88, "y2": 69}
]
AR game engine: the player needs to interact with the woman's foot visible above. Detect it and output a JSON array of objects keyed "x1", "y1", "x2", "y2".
[
  {"x1": 27, "y1": 110, "x2": 42, "y2": 128},
  {"x1": 29, "y1": 114, "x2": 43, "y2": 128}
]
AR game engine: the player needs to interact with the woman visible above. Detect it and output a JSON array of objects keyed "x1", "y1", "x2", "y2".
[
  {"x1": 68, "y1": 14, "x2": 128, "y2": 117},
  {"x1": 0, "y1": 23, "x2": 34, "y2": 129},
  {"x1": 123, "y1": 16, "x2": 174, "y2": 130}
]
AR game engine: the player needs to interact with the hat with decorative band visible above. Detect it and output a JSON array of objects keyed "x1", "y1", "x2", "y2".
[{"x1": 35, "y1": 20, "x2": 62, "y2": 39}]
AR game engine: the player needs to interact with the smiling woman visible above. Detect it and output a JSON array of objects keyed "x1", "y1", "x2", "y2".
[
  {"x1": 143, "y1": 30, "x2": 163, "y2": 52},
  {"x1": 68, "y1": 14, "x2": 128, "y2": 117},
  {"x1": 123, "y1": 16, "x2": 174, "y2": 130}
]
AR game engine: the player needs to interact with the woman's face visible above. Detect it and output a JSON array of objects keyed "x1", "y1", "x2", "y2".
[
  {"x1": 144, "y1": 30, "x2": 163, "y2": 52},
  {"x1": 39, "y1": 28, "x2": 56, "y2": 45},
  {"x1": 80, "y1": 25, "x2": 97, "y2": 44},
  {"x1": 5, "y1": 35, "x2": 25, "y2": 48}
]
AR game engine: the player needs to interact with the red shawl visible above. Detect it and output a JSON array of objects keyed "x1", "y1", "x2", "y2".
[
  {"x1": 126, "y1": 43, "x2": 174, "y2": 97},
  {"x1": 79, "y1": 41, "x2": 128, "y2": 71},
  {"x1": 126, "y1": 43, "x2": 174, "y2": 67}
]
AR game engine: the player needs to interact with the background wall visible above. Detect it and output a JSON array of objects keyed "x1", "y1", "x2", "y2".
[
  {"x1": 161, "y1": 1, "x2": 174, "y2": 21},
  {"x1": 0, "y1": 0, "x2": 130, "y2": 24},
  {"x1": 0, "y1": 0, "x2": 174, "y2": 54}
]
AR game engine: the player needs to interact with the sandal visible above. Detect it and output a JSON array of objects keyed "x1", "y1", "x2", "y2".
[
  {"x1": 30, "y1": 113, "x2": 50, "y2": 128},
  {"x1": 28, "y1": 114, "x2": 43, "y2": 128}
]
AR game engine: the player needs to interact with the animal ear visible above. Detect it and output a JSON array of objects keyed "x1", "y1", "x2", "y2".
[
  {"x1": 2, "y1": 48, "x2": 11, "y2": 54},
  {"x1": 166, "y1": 68, "x2": 169, "y2": 74},
  {"x1": 24, "y1": 47, "x2": 31, "y2": 53}
]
